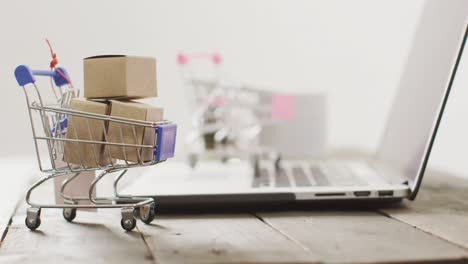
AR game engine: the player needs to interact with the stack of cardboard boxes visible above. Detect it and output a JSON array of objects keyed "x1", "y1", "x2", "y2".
[{"x1": 63, "y1": 55, "x2": 163, "y2": 167}]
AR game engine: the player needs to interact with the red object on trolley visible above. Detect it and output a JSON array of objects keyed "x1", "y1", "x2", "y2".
[{"x1": 45, "y1": 38, "x2": 74, "y2": 89}]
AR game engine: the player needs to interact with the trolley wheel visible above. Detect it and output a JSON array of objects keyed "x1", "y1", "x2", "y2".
[
  {"x1": 133, "y1": 207, "x2": 141, "y2": 218},
  {"x1": 25, "y1": 216, "x2": 41, "y2": 230},
  {"x1": 62, "y1": 208, "x2": 77, "y2": 222},
  {"x1": 252, "y1": 157, "x2": 260, "y2": 177},
  {"x1": 221, "y1": 156, "x2": 229, "y2": 163},
  {"x1": 25, "y1": 208, "x2": 41, "y2": 231},
  {"x1": 189, "y1": 154, "x2": 198, "y2": 168},
  {"x1": 274, "y1": 155, "x2": 282, "y2": 171},
  {"x1": 121, "y1": 217, "x2": 137, "y2": 231},
  {"x1": 139, "y1": 202, "x2": 156, "y2": 224}
]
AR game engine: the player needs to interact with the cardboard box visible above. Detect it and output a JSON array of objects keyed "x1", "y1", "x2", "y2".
[
  {"x1": 63, "y1": 99, "x2": 112, "y2": 167},
  {"x1": 84, "y1": 55, "x2": 157, "y2": 99},
  {"x1": 107, "y1": 100, "x2": 164, "y2": 162}
]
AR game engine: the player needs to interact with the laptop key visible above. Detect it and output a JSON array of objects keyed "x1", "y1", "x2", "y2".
[
  {"x1": 310, "y1": 167, "x2": 330, "y2": 186},
  {"x1": 275, "y1": 167, "x2": 290, "y2": 187},
  {"x1": 292, "y1": 166, "x2": 311, "y2": 187},
  {"x1": 252, "y1": 168, "x2": 270, "y2": 188}
]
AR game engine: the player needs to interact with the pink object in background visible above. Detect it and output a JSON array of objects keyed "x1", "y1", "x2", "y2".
[
  {"x1": 271, "y1": 94, "x2": 296, "y2": 120},
  {"x1": 211, "y1": 53, "x2": 222, "y2": 65},
  {"x1": 176, "y1": 52, "x2": 222, "y2": 65},
  {"x1": 176, "y1": 53, "x2": 188, "y2": 65},
  {"x1": 199, "y1": 95, "x2": 228, "y2": 106},
  {"x1": 209, "y1": 95, "x2": 228, "y2": 106}
]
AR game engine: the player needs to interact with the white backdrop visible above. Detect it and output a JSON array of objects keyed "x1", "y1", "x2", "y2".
[{"x1": 1, "y1": 0, "x2": 468, "y2": 178}]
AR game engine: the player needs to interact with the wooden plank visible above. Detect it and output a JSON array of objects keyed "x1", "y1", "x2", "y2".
[
  {"x1": 0, "y1": 158, "x2": 35, "y2": 243},
  {"x1": 0, "y1": 211, "x2": 154, "y2": 264},
  {"x1": 380, "y1": 170, "x2": 468, "y2": 249},
  {"x1": 0, "y1": 172, "x2": 153, "y2": 264},
  {"x1": 257, "y1": 211, "x2": 468, "y2": 263},
  {"x1": 138, "y1": 214, "x2": 318, "y2": 264}
]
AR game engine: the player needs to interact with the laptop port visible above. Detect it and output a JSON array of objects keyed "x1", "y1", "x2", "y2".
[
  {"x1": 315, "y1": 192, "x2": 346, "y2": 197},
  {"x1": 354, "y1": 191, "x2": 371, "y2": 197},
  {"x1": 378, "y1": 190, "x2": 394, "y2": 197}
]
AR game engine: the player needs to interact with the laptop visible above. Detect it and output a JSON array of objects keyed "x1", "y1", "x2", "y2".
[{"x1": 120, "y1": 0, "x2": 468, "y2": 206}]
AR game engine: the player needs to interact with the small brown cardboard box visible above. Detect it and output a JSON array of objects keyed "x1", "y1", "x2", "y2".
[
  {"x1": 107, "y1": 100, "x2": 164, "y2": 162},
  {"x1": 63, "y1": 99, "x2": 112, "y2": 167},
  {"x1": 84, "y1": 55, "x2": 157, "y2": 99}
]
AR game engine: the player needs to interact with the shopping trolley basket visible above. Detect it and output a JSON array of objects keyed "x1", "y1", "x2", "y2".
[
  {"x1": 177, "y1": 53, "x2": 281, "y2": 171},
  {"x1": 14, "y1": 65, "x2": 177, "y2": 231}
]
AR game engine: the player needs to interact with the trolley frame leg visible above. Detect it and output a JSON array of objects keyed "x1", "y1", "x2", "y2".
[{"x1": 24, "y1": 169, "x2": 156, "y2": 232}]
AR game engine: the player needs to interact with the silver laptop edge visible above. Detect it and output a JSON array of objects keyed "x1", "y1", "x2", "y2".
[
  {"x1": 406, "y1": 23, "x2": 468, "y2": 199},
  {"x1": 376, "y1": 1, "x2": 468, "y2": 200}
]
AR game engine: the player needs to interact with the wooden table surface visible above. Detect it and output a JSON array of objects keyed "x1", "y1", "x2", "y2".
[{"x1": 0, "y1": 164, "x2": 467, "y2": 264}]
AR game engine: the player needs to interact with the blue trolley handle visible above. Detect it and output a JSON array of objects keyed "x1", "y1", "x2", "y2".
[{"x1": 14, "y1": 65, "x2": 71, "y2": 87}]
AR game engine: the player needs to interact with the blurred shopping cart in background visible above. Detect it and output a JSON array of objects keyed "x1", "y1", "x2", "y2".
[{"x1": 177, "y1": 52, "x2": 295, "y2": 173}]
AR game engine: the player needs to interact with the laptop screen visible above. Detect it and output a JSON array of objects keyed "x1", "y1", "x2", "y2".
[{"x1": 376, "y1": 0, "x2": 468, "y2": 199}]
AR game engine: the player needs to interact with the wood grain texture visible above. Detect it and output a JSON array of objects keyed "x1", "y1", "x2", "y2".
[
  {"x1": 381, "y1": 170, "x2": 468, "y2": 249},
  {"x1": 138, "y1": 214, "x2": 318, "y2": 264},
  {"x1": 0, "y1": 169, "x2": 154, "y2": 264},
  {"x1": 0, "y1": 209, "x2": 154, "y2": 264},
  {"x1": 0, "y1": 158, "x2": 35, "y2": 245},
  {"x1": 257, "y1": 210, "x2": 468, "y2": 264}
]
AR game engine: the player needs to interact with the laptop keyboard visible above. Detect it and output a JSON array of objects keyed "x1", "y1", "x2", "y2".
[
  {"x1": 252, "y1": 162, "x2": 377, "y2": 188},
  {"x1": 252, "y1": 168, "x2": 270, "y2": 188},
  {"x1": 310, "y1": 166, "x2": 330, "y2": 186},
  {"x1": 293, "y1": 166, "x2": 312, "y2": 187}
]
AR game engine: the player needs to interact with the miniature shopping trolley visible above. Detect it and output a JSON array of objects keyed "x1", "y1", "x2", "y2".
[
  {"x1": 14, "y1": 65, "x2": 177, "y2": 231},
  {"x1": 177, "y1": 52, "x2": 282, "y2": 172}
]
